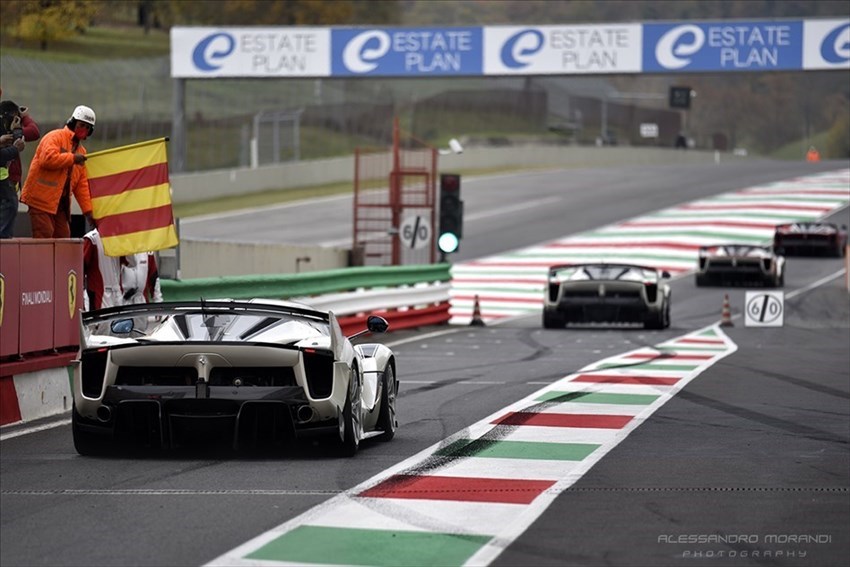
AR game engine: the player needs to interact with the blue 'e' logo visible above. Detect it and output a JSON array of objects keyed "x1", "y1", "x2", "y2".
[
  {"x1": 821, "y1": 23, "x2": 850, "y2": 64},
  {"x1": 500, "y1": 29, "x2": 544, "y2": 69},
  {"x1": 192, "y1": 32, "x2": 236, "y2": 71}
]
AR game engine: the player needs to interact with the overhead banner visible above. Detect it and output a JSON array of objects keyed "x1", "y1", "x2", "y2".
[
  {"x1": 330, "y1": 27, "x2": 482, "y2": 76},
  {"x1": 484, "y1": 25, "x2": 642, "y2": 75},
  {"x1": 171, "y1": 27, "x2": 331, "y2": 78},
  {"x1": 642, "y1": 21, "x2": 803, "y2": 72},
  {"x1": 169, "y1": 20, "x2": 847, "y2": 78},
  {"x1": 803, "y1": 19, "x2": 850, "y2": 70}
]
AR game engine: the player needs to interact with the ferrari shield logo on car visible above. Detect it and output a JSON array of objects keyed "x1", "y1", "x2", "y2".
[{"x1": 68, "y1": 270, "x2": 77, "y2": 319}]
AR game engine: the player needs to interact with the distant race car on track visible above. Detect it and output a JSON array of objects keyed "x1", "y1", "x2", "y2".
[
  {"x1": 72, "y1": 299, "x2": 397, "y2": 457},
  {"x1": 543, "y1": 263, "x2": 671, "y2": 329},
  {"x1": 773, "y1": 222, "x2": 848, "y2": 257},
  {"x1": 696, "y1": 244, "x2": 785, "y2": 287}
]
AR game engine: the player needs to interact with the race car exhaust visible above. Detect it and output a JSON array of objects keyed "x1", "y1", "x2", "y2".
[
  {"x1": 96, "y1": 405, "x2": 113, "y2": 423},
  {"x1": 296, "y1": 405, "x2": 315, "y2": 423}
]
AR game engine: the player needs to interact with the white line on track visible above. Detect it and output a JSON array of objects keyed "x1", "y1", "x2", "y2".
[
  {"x1": 0, "y1": 418, "x2": 70, "y2": 442},
  {"x1": 1, "y1": 489, "x2": 340, "y2": 496}
]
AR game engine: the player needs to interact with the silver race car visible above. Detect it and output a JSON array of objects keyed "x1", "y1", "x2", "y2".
[
  {"x1": 72, "y1": 299, "x2": 397, "y2": 456},
  {"x1": 543, "y1": 263, "x2": 671, "y2": 329},
  {"x1": 696, "y1": 244, "x2": 785, "y2": 287},
  {"x1": 773, "y1": 222, "x2": 848, "y2": 257}
]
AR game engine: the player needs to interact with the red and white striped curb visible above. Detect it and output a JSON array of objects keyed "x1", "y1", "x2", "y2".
[
  {"x1": 450, "y1": 169, "x2": 850, "y2": 325},
  {"x1": 206, "y1": 324, "x2": 736, "y2": 567}
]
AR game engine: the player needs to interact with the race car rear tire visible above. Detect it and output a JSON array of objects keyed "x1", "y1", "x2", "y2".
[
  {"x1": 72, "y1": 406, "x2": 109, "y2": 456},
  {"x1": 644, "y1": 306, "x2": 668, "y2": 330},
  {"x1": 338, "y1": 373, "x2": 361, "y2": 457},
  {"x1": 542, "y1": 309, "x2": 565, "y2": 329},
  {"x1": 376, "y1": 365, "x2": 397, "y2": 442},
  {"x1": 695, "y1": 274, "x2": 708, "y2": 287}
]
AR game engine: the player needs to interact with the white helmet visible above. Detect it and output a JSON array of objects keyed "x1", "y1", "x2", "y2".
[{"x1": 70, "y1": 105, "x2": 96, "y2": 126}]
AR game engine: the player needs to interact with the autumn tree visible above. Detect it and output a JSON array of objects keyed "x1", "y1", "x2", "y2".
[{"x1": 3, "y1": 0, "x2": 100, "y2": 50}]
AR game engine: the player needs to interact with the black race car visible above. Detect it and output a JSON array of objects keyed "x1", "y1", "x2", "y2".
[
  {"x1": 543, "y1": 263, "x2": 671, "y2": 330},
  {"x1": 773, "y1": 222, "x2": 848, "y2": 257}
]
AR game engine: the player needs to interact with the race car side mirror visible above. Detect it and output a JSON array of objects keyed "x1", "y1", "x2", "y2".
[
  {"x1": 661, "y1": 271, "x2": 671, "y2": 279},
  {"x1": 367, "y1": 315, "x2": 389, "y2": 334},
  {"x1": 111, "y1": 319, "x2": 135, "y2": 334},
  {"x1": 348, "y1": 315, "x2": 389, "y2": 340}
]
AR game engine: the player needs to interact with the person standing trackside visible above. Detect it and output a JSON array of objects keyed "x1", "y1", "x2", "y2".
[
  {"x1": 121, "y1": 251, "x2": 164, "y2": 332},
  {"x1": 0, "y1": 103, "x2": 26, "y2": 238},
  {"x1": 121, "y1": 252, "x2": 163, "y2": 306},
  {"x1": 20, "y1": 105, "x2": 97, "y2": 238},
  {"x1": 0, "y1": 88, "x2": 39, "y2": 238},
  {"x1": 82, "y1": 228, "x2": 123, "y2": 312}
]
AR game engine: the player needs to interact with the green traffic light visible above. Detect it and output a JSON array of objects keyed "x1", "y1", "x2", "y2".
[{"x1": 438, "y1": 232, "x2": 459, "y2": 254}]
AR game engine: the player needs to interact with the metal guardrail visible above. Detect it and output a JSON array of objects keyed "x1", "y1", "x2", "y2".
[
  {"x1": 160, "y1": 264, "x2": 451, "y2": 301},
  {"x1": 297, "y1": 282, "x2": 451, "y2": 316},
  {"x1": 160, "y1": 264, "x2": 454, "y2": 332}
]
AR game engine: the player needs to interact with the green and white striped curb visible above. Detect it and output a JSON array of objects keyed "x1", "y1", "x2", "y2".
[{"x1": 206, "y1": 324, "x2": 736, "y2": 567}]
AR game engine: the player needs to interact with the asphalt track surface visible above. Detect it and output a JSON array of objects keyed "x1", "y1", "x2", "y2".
[{"x1": 1, "y1": 160, "x2": 848, "y2": 567}]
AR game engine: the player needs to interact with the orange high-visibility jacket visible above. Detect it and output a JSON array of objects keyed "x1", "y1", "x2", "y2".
[{"x1": 20, "y1": 127, "x2": 92, "y2": 215}]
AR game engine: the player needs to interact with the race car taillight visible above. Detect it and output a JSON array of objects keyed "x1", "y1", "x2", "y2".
[
  {"x1": 302, "y1": 348, "x2": 334, "y2": 399},
  {"x1": 81, "y1": 348, "x2": 108, "y2": 398},
  {"x1": 644, "y1": 283, "x2": 658, "y2": 303},
  {"x1": 548, "y1": 282, "x2": 560, "y2": 302}
]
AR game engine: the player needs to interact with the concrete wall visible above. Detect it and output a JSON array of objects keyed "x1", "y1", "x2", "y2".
[{"x1": 172, "y1": 239, "x2": 350, "y2": 280}]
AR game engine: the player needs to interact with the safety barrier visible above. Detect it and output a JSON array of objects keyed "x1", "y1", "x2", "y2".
[
  {"x1": 0, "y1": 239, "x2": 84, "y2": 374},
  {"x1": 161, "y1": 263, "x2": 453, "y2": 333},
  {"x1": 160, "y1": 263, "x2": 450, "y2": 301}
]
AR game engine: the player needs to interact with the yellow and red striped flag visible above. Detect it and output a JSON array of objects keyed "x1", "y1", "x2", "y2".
[{"x1": 86, "y1": 138, "x2": 178, "y2": 256}]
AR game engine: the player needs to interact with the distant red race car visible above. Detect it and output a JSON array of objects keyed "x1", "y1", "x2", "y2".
[{"x1": 773, "y1": 222, "x2": 848, "y2": 257}]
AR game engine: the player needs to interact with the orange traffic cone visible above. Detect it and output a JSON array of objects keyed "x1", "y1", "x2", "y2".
[
  {"x1": 720, "y1": 293, "x2": 733, "y2": 327},
  {"x1": 470, "y1": 294, "x2": 485, "y2": 326}
]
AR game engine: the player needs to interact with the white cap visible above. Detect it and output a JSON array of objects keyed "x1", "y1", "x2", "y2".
[{"x1": 71, "y1": 105, "x2": 96, "y2": 126}]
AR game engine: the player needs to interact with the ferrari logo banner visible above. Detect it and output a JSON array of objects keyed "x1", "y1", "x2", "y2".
[{"x1": 86, "y1": 138, "x2": 179, "y2": 257}]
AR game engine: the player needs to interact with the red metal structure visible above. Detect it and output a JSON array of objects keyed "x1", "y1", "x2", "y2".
[{"x1": 353, "y1": 118, "x2": 437, "y2": 266}]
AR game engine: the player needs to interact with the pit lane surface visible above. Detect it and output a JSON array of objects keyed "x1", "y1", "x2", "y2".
[{"x1": 2, "y1": 161, "x2": 848, "y2": 566}]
